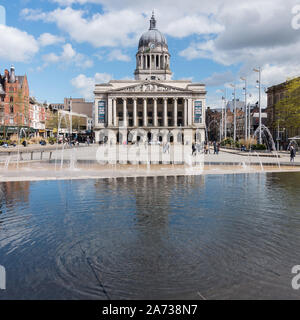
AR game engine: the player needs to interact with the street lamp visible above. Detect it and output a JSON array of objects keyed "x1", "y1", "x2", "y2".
[
  {"x1": 253, "y1": 67, "x2": 262, "y2": 144},
  {"x1": 240, "y1": 77, "x2": 248, "y2": 141},
  {"x1": 220, "y1": 88, "x2": 227, "y2": 140},
  {"x1": 230, "y1": 83, "x2": 236, "y2": 142}
]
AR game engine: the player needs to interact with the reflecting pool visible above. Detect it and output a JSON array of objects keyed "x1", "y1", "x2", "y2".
[{"x1": 0, "y1": 172, "x2": 300, "y2": 299}]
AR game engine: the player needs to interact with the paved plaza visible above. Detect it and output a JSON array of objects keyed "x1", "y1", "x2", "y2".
[{"x1": 0, "y1": 143, "x2": 299, "y2": 165}]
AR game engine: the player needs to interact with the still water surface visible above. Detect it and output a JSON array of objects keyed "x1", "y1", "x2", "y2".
[{"x1": 0, "y1": 173, "x2": 300, "y2": 299}]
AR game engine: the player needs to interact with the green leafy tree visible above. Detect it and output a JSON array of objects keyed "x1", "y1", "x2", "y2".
[{"x1": 275, "y1": 77, "x2": 300, "y2": 136}]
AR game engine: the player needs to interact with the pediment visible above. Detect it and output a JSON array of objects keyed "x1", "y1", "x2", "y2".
[{"x1": 111, "y1": 82, "x2": 190, "y2": 93}]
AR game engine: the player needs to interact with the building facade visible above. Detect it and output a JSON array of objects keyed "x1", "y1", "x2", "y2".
[
  {"x1": 29, "y1": 97, "x2": 46, "y2": 137},
  {"x1": 266, "y1": 78, "x2": 300, "y2": 146},
  {"x1": 94, "y1": 13, "x2": 206, "y2": 144},
  {"x1": 0, "y1": 66, "x2": 30, "y2": 137}
]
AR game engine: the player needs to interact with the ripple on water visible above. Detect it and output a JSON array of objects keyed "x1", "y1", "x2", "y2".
[{"x1": 0, "y1": 173, "x2": 300, "y2": 299}]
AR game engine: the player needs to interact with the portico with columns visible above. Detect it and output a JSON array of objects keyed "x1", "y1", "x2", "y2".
[{"x1": 94, "y1": 12, "x2": 206, "y2": 144}]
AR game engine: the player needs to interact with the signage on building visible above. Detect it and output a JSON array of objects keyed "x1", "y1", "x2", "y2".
[
  {"x1": 194, "y1": 101, "x2": 202, "y2": 123},
  {"x1": 253, "y1": 113, "x2": 267, "y2": 118},
  {"x1": 98, "y1": 101, "x2": 106, "y2": 124}
]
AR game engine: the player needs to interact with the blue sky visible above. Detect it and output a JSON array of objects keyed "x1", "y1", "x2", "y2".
[{"x1": 1, "y1": 0, "x2": 300, "y2": 107}]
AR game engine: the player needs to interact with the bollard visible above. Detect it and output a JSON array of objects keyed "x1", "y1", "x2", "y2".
[
  {"x1": 40, "y1": 151, "x2": 43, "y2": 160},
  {"x1": 31, "y1": 152, "x2": 33, "y2": 160},
  {"x1": 49, "y1": 152, "x2": 52, "y2": 160}
]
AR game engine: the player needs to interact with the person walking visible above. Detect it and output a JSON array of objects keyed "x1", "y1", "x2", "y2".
[
  {"x1": 192, "y1": 143, "x2": 196, "y2": 156},
  {"x1": 213, "y1": 141, "x2": 217, "y2": 154},
  {"x1": 290, "y1": 145, "x2": 296, "y2": 162},
  {"x1": 216, "y1": 142, "x2": 220, "y2": 155}
]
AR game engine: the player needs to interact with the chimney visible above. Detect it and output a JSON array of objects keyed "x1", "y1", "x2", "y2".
[
  {"x1": 9, "y1": 65, "x2": 16, "y2": 83},
  {"x1": 4, "y1": 69, "x2": 9, "y2": 82}
]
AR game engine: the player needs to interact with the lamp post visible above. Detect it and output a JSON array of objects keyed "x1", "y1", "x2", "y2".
[
  {"x1": 240, "y1": 77, "x2": 247, "y2": 141},
  {"x1": 253, "y1": 67, "x2": 262, "y2": 144},
  {"x1": 70, "y1": 97, "x2": 72, "y2": 140},
  {"x1": 230, "y1": 83, "x2": 236, "y2": 142},
  {"x1": 221, "y1": 88, "x2": 227, "y2": 139}
]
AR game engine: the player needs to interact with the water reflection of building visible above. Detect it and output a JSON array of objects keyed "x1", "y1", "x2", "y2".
[{"x1": 1, "y1": 181, "x2": 30, "y2": 206}]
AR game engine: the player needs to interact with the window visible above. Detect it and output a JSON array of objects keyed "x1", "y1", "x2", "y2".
[
  {"x1": 10, "y1": 106, "x2": 14, "y2": 113},
  {"x1": 10, "y1": 96, "x2": 13, "y2": 103},
  {"x1": 138, "y1": 111, "x2": 143, "y2": 117}
]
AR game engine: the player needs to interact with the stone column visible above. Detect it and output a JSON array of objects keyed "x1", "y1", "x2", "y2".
[
  {"x1": 133, "y1": 98, "x2": 137, "y2": 127},
  {"x1": 123, "y1": 98, "x2": 127, "y2": 127},
  {"x1": 188, "y1": 99, "x2": 192, "y2": 126},
  {"x1": 173, "y1": 98, "x2": 178, "y2": 127},
  {"x1": 108, "y1": 98, "x2": 113, "y2": 126},
  {"x1": 184, "y1": 98, "x2": 187, "y2": 127},
  {"x1": 143, "y1": 98, "x2": 147, "y2": 127},
  {"x1": 164, "y1": 98, "x2": 168, "y2": 127},
  {"x1": 113, "y1": 98, "x2": 117, "y2": 127},
  {"x1": 153, "y1": 98, "x2": 158, "y2": 127}
]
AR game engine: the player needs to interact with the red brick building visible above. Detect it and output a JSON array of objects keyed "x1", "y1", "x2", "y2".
[{"x1": 0, "y1": 66, "x2": 30, "y2": 137}]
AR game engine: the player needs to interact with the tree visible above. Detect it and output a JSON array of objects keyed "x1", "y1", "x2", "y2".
[{"x1": 275, "y1": 77, "x2": 300, "y2": 136}]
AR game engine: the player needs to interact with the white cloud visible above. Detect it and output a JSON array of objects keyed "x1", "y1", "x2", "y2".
[
  {"x1": 22, "y1": 7, "x2": 145, "y2": 48},
  {"x1": 202, "y1": 71, "x2": 235, "y2": 87},
  {"x1": 38, "y1": 33, "x2": 64, "y2": 46},
  {"x1": 42, "y1": 43, "x2": 93, "y2": 68},
  {"x1": 107, "y1": 49, "x2": 130, "y2": 62},
  {"x1": 71, "y1": 73, "x2": 112, "y2": 100},
  {"x1": 0, "y1": 25, "x2": 39, "y2": 62}
]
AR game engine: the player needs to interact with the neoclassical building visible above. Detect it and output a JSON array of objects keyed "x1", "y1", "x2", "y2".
[{"x1": 94, "y1": 13, "x2": 206, "y2": 144}]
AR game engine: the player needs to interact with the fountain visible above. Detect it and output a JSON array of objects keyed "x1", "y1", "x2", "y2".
[
  {"x1": 255, "y1": 151, "x2": 264, "y2": 172},
  {"x1": 17, "y1": 127, "x2": 27, "y2": 169},
  {"x1": 253, "y1": 125, "x2": 276, "y2": 151},
  {"x1": 55, "y1": 112, "x2": 71, "y2": 171},
  {"x1": 4, "y1": 155, "x2": 11, "y2": 170},
  {"x1": 69, "y1": 147, "x2": 77, "y2": 171}
]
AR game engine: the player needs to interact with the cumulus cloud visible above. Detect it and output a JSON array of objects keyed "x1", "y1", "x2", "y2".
[
  {"x1": 202, "y1": 71, "x2": 235, "y2": 87},
  {"x1": 71, "y1": 73, "x2": 112, "y2": 100},
  {"x1": 0, "y1": 25, "x2": 39, "y2": 62},
  {"x1": 22, "y1": 7, "x2": 145, "y2": 48},
  {"x1": 43, "y1": 43, "x2": 93, "y2": 68},
  {"x1": 20, "y1": 0, "x2": 300, "y2": 108},
  {"x1": 107, "y1": 49, "x2": 130, "y2": 62},
  {"x1": 38, "y1": 33, "x2": 64, "y2": 46}
]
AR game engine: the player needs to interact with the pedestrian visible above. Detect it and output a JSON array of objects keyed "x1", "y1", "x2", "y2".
[
  {"x1": 192, "y1": 143, "x2": 196, "y2": 156},
  {"x1": 213, "y1": 141, "x2": 217, "y2": 154},
  {"x1": 216, "y1": 142, "x2": 220, "y2": 155},
  {"x1": 290, "y1": 145, "x2": 296, "y2": 162},
  {"x1": 87, "y1": 136, "x2": 90, "y2": 146},
  {"x1": 205, "y1": 143, "x2": 208, "y2": 154}
]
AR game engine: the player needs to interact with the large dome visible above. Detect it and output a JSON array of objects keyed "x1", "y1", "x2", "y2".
[{"x1": 138, "y1": 13, "x2": 168, "y2": 50}]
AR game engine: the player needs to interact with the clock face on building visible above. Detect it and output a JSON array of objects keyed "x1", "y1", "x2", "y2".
[{"x1": 149, "y1": 42, "x2": 156, "y2": 50}]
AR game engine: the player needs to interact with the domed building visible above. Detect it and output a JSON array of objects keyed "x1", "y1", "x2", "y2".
[
  {"x1": 134, "y1": 13, "x2": 172, "y2": 81},
  {"x1": 94, "y1": 12, "x2": 206, "y2": 145}
]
